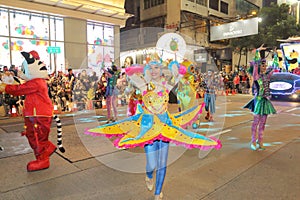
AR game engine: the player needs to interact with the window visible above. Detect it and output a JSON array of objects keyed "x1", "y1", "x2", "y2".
[
  {"x1": 236, "y1": 0, "x2": 259, "y2": 15},
  {"x1": 196, "y1": 0, "x2": 207, "y2": 6},
  {"x1": 221, "y1": 1, "x2": 228, "y2": 14},
  {"x1": 144, "y1": 0, "x2": 150, "y2": 9},
  {"x1": 0, "y1": 8, "x2": 9, "y2": 36},
  {"x1": 209, "y1": 0, "x2": 219, "y2": 11},
  {"x1": 144, "y1": 0, "x2": 164, "y2": 9},
  {"x1": 0, "y1": 7, "x2": 64, "y2": 72},
  {"x1": 50, "y1": 17, "x2": 64, "y2": 41},
  {"x1": 10, "y1": 11, "x2": 49, "y2": 39},
  {"x1": 0, "y1": 37, "x2": 10, "y2": 66},
  {"x1": 87, "y1": 23, "x2": 114, "y2": 70}
]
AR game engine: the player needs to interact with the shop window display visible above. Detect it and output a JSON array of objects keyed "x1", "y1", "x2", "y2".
[
  {"x1": 10, "y1": 38, "x2": 49, "y2": 68},
  {"x1": 0, "y1": 9, "x2": 9, "y2": 36},
  {"x1": 10, "y1": 11, "x2": 49, "y2": 39},
  {"x1": 0, "y1": 37, "x2": 10, "y2": 67},
  {"x1": 87, "y1": 23, "x2": 115, "y2": 71},
  {"x1": 0, "y1": 7, "x2": 64, "y2": 72}
]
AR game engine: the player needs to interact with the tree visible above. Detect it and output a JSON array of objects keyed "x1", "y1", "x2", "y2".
[{"x1": 231, "y1": 3, "x2": 300, "y2": 65}]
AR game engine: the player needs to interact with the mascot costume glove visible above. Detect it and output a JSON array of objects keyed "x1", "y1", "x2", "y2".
[{"x1": 3, "y1": 51, "x2": 64, "y2": 172}]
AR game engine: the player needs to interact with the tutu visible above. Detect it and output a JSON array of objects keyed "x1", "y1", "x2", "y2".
[{"x1": 253, "y1": 97, "x2": 276, "y2": 115}]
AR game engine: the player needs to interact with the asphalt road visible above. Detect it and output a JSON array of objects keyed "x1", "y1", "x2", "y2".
[{"x1": 0, "y1": 94, "x2": 299, "y2": 200}]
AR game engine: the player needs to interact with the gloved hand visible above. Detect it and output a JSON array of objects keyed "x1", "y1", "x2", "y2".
[{"x1": 0, "y1": 83, "x2": 6, "y2": 92}]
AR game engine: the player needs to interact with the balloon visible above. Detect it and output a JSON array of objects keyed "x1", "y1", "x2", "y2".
[
  {"x1": 25, "y1": 28, "x2": 31, "y2": 35},
  {"x1": 16, "y1": 28, "x2": 22, "y2": 34},
  {"x1": 17, "y1": 40, "x2": 23, "y2": 45}
]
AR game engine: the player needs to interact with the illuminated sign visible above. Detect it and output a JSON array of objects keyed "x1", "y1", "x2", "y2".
[
  {"x1": 210, "y1": 17, "x2": 258, "y2": 41},
  {"x1": 270, "y1": 81, "x2": 293, "y2": 90},
  {"x1": 47, "y1": 46, "x2": 61, "y2": 54}
]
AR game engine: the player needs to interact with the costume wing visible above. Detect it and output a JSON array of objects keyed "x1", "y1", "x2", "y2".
[
  {"x1": 160, "y1": 124, "x2": 221, "y2": 150},
  {"x1": 85, "y1": 113, "x2": 143, "y2": 137},
  {"x1": 172, "y1": 103, "x2": 205, "y2": 128}
]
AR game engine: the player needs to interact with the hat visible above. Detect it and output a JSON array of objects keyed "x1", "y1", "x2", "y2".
[{"x1": 29, "y1": 50, "x2": 40, "y2": 60}]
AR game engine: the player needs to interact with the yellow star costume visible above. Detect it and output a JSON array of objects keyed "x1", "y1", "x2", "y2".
[{"x1": 85, "y1": 84, "x2": 221, "y2": 150}]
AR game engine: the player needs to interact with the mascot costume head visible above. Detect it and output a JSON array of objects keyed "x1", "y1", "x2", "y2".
[
  {"x1": 18, "y1": 51, "x2": 48, "y2": 80},
  {"x1": 0, "y1": 51, "x2": 64, "y2": 172}
]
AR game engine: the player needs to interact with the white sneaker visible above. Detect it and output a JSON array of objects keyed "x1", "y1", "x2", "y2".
[
  {"x1": 154, "y1": 192, "x2": 163, "y2": 200},
  {"x1": 145, "y1": 176, "x2": 154, "y2": 191}
]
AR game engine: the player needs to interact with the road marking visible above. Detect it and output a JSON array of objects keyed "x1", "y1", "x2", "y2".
[
  {"x1": 210, "y1": 129, "x2": 232, "y2": 137},
  {"x1": 286, "y1": 108, "x2": 298, "y2": 112}
]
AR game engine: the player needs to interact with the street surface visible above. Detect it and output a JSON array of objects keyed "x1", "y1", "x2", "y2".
[{"x1": 0, "y1": 94, "x2": 299, "y2": 200}]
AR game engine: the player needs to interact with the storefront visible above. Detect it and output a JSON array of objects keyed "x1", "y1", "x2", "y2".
[
  {"x1": 0, "y1": 7, "x2": 117, "y2": 74},
  {"x1": 0, "y1": 0, "x2": 130, "y2": 75}
]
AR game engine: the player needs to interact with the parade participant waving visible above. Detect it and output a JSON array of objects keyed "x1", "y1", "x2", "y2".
[
  {"x1": 85, "y1": 58, "x2": 221, "y2": 200},
  {"x1": 244, "y1": 45, "x2": 276, "y2": 151},
  {"x1": 0, "y1": 51, "x2": 64, "y2": 171}
]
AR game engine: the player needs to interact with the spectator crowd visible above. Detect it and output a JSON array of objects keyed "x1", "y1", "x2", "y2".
[{"x1": 2, "y1": 62, "x2": 298, "y2": 117}]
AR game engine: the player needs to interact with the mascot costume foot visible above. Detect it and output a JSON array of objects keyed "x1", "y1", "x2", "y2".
[{"x1": 0, "y1": 51, "x2": 65, "y2": 172}]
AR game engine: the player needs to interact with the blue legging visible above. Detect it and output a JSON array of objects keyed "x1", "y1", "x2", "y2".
[{"x1": 144, "y1": 140, "x2": 169, "y2": 195}]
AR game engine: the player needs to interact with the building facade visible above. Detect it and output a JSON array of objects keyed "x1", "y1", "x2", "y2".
[
  {"x1": 0, "y1": 0, "x2": 131, "y2": 73},
  {"x1": 121, "y1": 0, "x2": 262, "y2": 71}
]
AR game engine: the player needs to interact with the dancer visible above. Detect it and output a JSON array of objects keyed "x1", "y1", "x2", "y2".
[
  {"x1": 123, "y1": 56, "x2": 143, "y2": 116},
  {"x1": 104, "y1": 65, "x2": 120, "y2": 123},
  {"x1": 86, "y1": 60, "x2": 221, "y2": 199},
  {"x1": 244, "y1": 46, "x2": 276, "y2": 151},
  {"x1": 176, "y1": 59, "x2": 197, "y2": 111}
]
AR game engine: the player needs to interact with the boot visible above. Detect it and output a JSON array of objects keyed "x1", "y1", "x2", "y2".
[
  {"x1": 27, "y1": 141, "x2": 56, "y2": 172},
  {"x1": 46, "y1": 141, "x2": 57, "y2": 156},
  {"x1": 27, "y1": 155, "x2": 50, "y2": 172}
]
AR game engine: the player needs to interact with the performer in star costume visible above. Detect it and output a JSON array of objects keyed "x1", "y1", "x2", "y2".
[{"x1": 85, "y1": 60, "x2": 221, "y2": 200}]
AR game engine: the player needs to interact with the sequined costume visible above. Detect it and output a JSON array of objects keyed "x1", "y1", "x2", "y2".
[
  {"x1": 85, "y1": 61, "x2": 221, "y2": 197},
  {"x1": 244, "y1": 50, "x2": 276, "y2": 150},
  {"x1": 176, "y1": 60, "x2": 197, "y2": 111},
  {"x1": 244, "y1": 63, "x2": 276, "y2": 115},
  {"x1": 86, "y1": 82, "x2": 221, "y2": 149}
]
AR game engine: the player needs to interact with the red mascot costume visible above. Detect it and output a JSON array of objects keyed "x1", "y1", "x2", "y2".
[{"x1": 0, "y1": 51, "x2": 64, "y2": 172}]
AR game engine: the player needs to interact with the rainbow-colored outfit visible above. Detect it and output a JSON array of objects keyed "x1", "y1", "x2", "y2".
[{"x1": 85, "y1": 82, "x2": 221, "y2": 150}]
